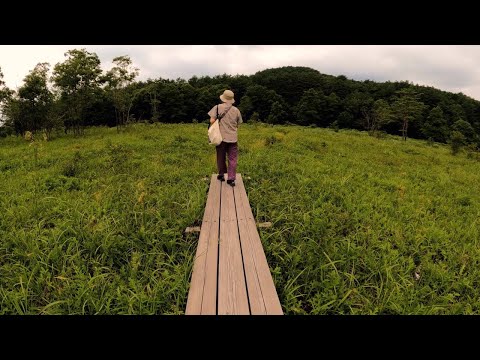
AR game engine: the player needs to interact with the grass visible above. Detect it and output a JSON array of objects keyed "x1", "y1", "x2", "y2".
[{"x1": 1, "y1": 122, "x2": 479, "y2": 314}]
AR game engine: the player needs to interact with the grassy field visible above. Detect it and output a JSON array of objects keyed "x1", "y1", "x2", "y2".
[{"x1": 1, "y1": 122, "x2": 479, "y2": 314}]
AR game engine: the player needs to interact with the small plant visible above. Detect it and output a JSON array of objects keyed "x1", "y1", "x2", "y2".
[
  {"x1": 373, "y1": 130, "x2": 387, "y2": 139},
  {"x1": 264, "y1": 134, "x2": 284, "y2": 146},
  {"x1": 24, "y1": 131, "x2": 33, "y2": 141},
  {"x1": 330, "y1": 120, "x2": 339, "y2": 132},
  {"x1": 458, "y1": 196, "x2": 471, "y2": 207},
  {"x1": 249, "y1": 112, "x2": 260, "y2": 123},
  {"x1": 466, "y1": 143, "x2": 480, "y2": 160},
  {"x1": 450, "y1": 130, "x2": 466, "y2": 155},
  {"x1": 106, "y1": 143, "x2": 133, "y2": 172},
  {"x1": 62, "y1": 151, "x2": 82, "y2": 177}
]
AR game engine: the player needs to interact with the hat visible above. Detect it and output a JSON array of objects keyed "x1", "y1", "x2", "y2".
[{"x1": 220, "y1": 89, "x2": 235, "y2": 104}]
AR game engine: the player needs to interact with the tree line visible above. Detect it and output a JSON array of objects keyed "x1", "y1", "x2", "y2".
[{"x1": 1, "y1": 48, "x2": 479, "y2": 148}]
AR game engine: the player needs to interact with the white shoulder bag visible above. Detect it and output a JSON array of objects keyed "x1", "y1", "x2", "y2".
[{"x1": 208, "y1": 105, "x2": 231, "y2": 146}]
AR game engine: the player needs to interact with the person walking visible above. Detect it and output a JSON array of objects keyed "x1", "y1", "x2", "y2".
[{"x1": 208, "y1": 89, "x2": 243, "y2": 186}]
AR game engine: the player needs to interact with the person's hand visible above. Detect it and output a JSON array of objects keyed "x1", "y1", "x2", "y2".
[{"x1": 210, "y1": 118, "x2": 216, "y2": 125}]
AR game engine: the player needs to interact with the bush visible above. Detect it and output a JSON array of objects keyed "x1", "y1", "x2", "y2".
[
  {"x1": 466, "y1": 143, "x2": 480, "y2": 160},
  {"x1": 329, "y1": 120, "x2": 339, "y2": 132},
  {"x1": 450, "y1": 130, "x2": 466, "y2": 155},
  {"x1": 264, "y1": 134, "x2": 284, "y2": 146},
  {"x1": 62, "y1": 151, "x2": 83, "y2": 177},
  {"x1": 249, "y1": 112, "x2": 260, "y2": 123},
  {"x1": 0, "y1": 125, "x2": 14, "y2": 138}
]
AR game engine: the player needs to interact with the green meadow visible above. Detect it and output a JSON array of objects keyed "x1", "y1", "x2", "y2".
[{"x1": 1, "y1": 123, "x2": 479, "y2": 314}]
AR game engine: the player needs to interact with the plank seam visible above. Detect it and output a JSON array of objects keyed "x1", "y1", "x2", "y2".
[{"x1": 233, "y1": 185, "x2": 252, "y2": 315}]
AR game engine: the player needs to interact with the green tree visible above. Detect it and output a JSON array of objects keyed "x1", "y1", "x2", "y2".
[
  {"x1": 251, "y1": 66, "x2": 325, "y2": 106},
  {"x1": 194, "y1": 83, "x2": 228, "y2": 120},
  {"x1": 52, "y1": 48, "x2": 104, "y2": 136},
  {"x1": 324, "y1": 92, "x2": 341, "y2": 126},
  {"x1": 0, "y1": 67, "x2": 13, "y2": 126},
  {"x1": 243, "y1": 84, "x2": 284, "y2": 121},
  {"x1": 44, "y1": 95, "x2": 66, "y2": 139},
  {"x1": 421, "y1": 106, "x2": 448, "y2": 142},
  {"x1": 238, "y1": 95, "x2": 253, "y2": 121},
  {"x1": 364, "y1": 99, "x2": 393, "y2": 135},
  {"x1": 391, "y1": 88, "x2": 426, "y2": 141},
  {"x1": 16, "y1": 62, "x2": 53, "y2": 134},
  {"x1": 148, "y1": 82, "x2": 160, "y2": 122},
  {"x1": 452, "y1": 119, "x2": 478, "y2": 144},
  {"x1": 105, "y1": 55, "x2": 139, "y2": 131},
  {"x1": 337, "y1": 111, "x2": 354, "y2": 128},
  {"x1": 450, "y1": 130, "x2": 466, "y2": 155},
  {"x1": 345, "y1": 91, "x2": 374, "y2": 129},
  {"x1": 267, "y1": 101, "x2": 287, "y2": 124},
  {"x1": 295, "y1": 88, "x2": 327, "y2": 126}
]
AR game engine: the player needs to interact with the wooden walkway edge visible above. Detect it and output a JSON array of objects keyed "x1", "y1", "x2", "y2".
[{"x1": 185, "y1": 174, "x2": 283, "y2": 315}]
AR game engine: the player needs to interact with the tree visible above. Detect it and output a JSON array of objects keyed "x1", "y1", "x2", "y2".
[
  {"x1": 44, "y1": 94, "x2": 66, "y2": 139},
  {"x1": 337, "y1": 111, "x2": 354, "y2": 128},
  {"x1": 194, "y1": 83, "x2": 228, "y2": 121},
  {"x1": 105, "y1": 55, "x2": 139, "y2": 131},
  {"x1": 421, "y1": 106, "x2": 448, "y2": 142},
  {"x1": 364, "y1": 99, "x2": 393, "y2": 135},
  {"x1": 295, "y1": 88, "x2": 325, "y2": 126},
  {"x1": 238, "y1": 95, "x2": 253, "y2": 121},
  {"x1": 345, "y1": 91, "x2": 374, "y2": 129},
  {"x1": 251, "y1": 66, "x2": 326, "y2": 106},
  {"x1": 267, "y1": 101, "x2": 287, "y2": 124},
  {"x1": 243, "y1": 84, "x2": 284, "y2": 121},
  {"x1": 391, "y1": 88, "x2": 426, "y2": 141},
  {"x1": 15, "y1": 62, "x2": 53, "y2": 135},
  {"x1": 450, "y1": 130, "x2": 466, "y2": 155},
  {"x1": 452, "y1": 119, "x2": 478, "y2": 144},
  {"x1": 0, "y1": 67, "x2": 13, "y2": 126},
  {"x1": 52, "y1": 48, "x2": 104, "y2": 136},
  {"x1": 321, "y1": 92, "x2": 341, "y2": 127}
]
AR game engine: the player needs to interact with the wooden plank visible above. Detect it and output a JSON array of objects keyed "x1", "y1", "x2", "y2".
[
  {"x1": 218, "y1": 178, "x2": 250, "y2": 315},
  {"x1": 185, "y1": 174, "x2": 220, "y2": 315},
  {"x1": 235, "y1": 174, "x2": 283, "y2": 315},
  {"x1": 200, "y1": 175, "x2": 222, "y2": 315},
  {"x1": 234, "y1": 175, "x2": 267, "y2": 315}
]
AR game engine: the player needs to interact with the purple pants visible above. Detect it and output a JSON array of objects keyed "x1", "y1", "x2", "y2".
[{"x1": 216, "y1": 141, "x2": 238, "y2": 181}]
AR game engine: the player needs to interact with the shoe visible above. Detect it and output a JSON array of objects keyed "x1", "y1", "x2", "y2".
[
  {"x1": 227, "y1": 179, "x2": 235, "y2": 187},
  {"x1": 217, "y1": 174, "x2": 225, "y2": 181}
]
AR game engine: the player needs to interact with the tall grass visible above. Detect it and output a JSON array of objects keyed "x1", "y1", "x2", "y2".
[{"x1": 1, "y1": 123, "x2": 479, "y2": 314}]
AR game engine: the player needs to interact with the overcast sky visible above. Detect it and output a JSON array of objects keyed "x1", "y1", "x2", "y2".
[{"x1": 1, "y1": 45, "x2": 480, "y2": 101}]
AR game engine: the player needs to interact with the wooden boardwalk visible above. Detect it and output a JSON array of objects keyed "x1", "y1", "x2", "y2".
[{"x1": 186, "y1": 174, "x2": 283, "y2": 315}]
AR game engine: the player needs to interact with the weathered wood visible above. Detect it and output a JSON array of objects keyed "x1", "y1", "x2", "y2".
[
  {"x1": 185, "y1": 175, "x2": 220, "y2": 315},
  {"x1": 186, "y1": 173, "x2": 283, "y2": 315},
  {"x1": 257, "y1": 222, "x2": 273, "y2": 228},
  {"x1": 218, "y1": 180, "x2": 250, "y2": 315},
  {"x1": 200, "y1": 176, "x2": 222, "y2": 314},
  {"x1": 235, "y1": 174, "x2": 283, "y2": 315},
  {"x1": 234, "y1": 175, "x2": 267, "y2": 315}
]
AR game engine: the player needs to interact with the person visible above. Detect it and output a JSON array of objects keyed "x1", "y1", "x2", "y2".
[{"x1": 208, "y1": 89, "x2": 243, "y2": 186}]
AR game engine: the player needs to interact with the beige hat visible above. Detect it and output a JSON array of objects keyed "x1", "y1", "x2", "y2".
[{"x1": 220, "y1": 89, "x2": 235, "y2": 104}]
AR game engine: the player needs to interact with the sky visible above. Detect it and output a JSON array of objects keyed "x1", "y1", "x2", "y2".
[{"x1": 1, "y1": 45, "x2": 480, "y2": 101}]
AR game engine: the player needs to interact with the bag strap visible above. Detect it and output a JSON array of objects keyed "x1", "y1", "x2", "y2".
[{"x1": 217, "y1": 105, "x2": 232, "y2": 121}]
